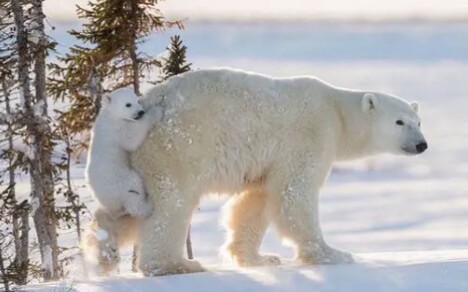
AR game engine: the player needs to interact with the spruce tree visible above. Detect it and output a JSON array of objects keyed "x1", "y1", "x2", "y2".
[
  {"x1": 48, "y1": 0, "x2": 182, "y2": 136},
  {"x1": 160, "y1": 35, "x2": 192, "y2": 82},
  {"x1": 9, "y1": 0, "x2": 59, "y2": 281},
  {"x1": 0, "y1": 2, "x2": 30, "y2": 287}
]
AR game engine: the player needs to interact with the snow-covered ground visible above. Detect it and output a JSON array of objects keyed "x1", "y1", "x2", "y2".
[
  {"x1": 24, "y1": 250, "x2": 468, "y2": 291},
  {"x1": 22, "y1": 21, "x2": 468, "y2": 291}
]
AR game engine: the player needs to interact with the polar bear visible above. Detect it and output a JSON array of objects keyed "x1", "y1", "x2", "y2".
[
  {"x1": 86, "y1": 88, "x2": 162, "y2": 218},
  {"x1": 130, "y1": 68, "x2": 427, "y2": 276},
  {"x1": 84, "y1": 88, "x2": 162, "y2": 274}
]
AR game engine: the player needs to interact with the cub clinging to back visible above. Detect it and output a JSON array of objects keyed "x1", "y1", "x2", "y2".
[{"x1": 86, "y1": 88, "x2": 162, "y2": 218}]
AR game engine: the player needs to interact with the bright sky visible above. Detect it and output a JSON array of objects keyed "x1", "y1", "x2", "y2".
[{"x1": 44, "y1": 0, "x2": 468, "y2": 22}]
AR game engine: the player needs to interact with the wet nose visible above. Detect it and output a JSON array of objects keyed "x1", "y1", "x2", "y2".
[
  {"x1": 416, "y1": 142, "x2": 428, "y2": 153},
  {"x1": 137, "y1": 110, "x2": 145, "y2": 118}
]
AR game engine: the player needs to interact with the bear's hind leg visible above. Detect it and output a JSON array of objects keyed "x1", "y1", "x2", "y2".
[
  {"x1": 82, "y1": 209, "x2": 121, "y2": 275},
  {"x1": 223, "y1": 189, "x2": 280, "y2": 267}
]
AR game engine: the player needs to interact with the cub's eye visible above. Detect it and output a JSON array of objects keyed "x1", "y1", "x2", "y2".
[
  {"x1": 418, "y1": 122, "x2": 421, "y2": 127},
  {"x1": 396, "y1": 120, "x2": 404, "y2": 126},
  {"x1": 125, "y1": 103, "x2": 132, "y2": 108}
]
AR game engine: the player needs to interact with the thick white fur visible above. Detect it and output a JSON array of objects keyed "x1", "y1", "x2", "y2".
[
  {"x1": 83, "y1": 88, "x2": 162, "y2": 274},
  {"x1": 129, "y1": 68, "x2": 426, "y2": 276},
  {"x1": 85, "y1": 88, "x2": 161, "y2": 218}
]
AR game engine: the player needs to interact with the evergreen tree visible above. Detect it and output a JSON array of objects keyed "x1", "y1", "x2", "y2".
[
  {"x1": 0, "y1": 2, "x2": 30, "y2": 288},
  {"x1": 48, "y1": 0, "x2": 182, "y2": 136},
  {"x1": 8, "y1": 0, "x2": 59, "y2": 281},
  {"x1": 0, "y1": 72, "x2": 31, "y2": 288},
  {"x1": 159, "y1": 35, "x2": 192, "y2": 82}
]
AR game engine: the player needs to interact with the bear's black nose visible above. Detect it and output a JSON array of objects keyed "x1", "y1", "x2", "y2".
[
  {"x1": 416, "y1": 142, "x2": 428, "y2": 153},
  {"x1": 137, "y1": 110, "x2": 145, "y2": 118}
]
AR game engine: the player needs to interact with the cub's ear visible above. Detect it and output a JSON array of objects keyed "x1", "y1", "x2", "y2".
[
  {"x1": 410, "y1": 101, "x2": 419, "y2": 113},
  {"x1": 103, "y1": 94, "x2": 112, "y2": 105},
  {"x1": 361, "y1": 93, "x2": 378, "y2": 112}
]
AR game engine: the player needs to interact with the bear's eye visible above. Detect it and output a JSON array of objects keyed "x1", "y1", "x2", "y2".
[
  {"x1": 418, "y1": 122, "x2": 421, "y2": 127},
  {"x1": 396, "y1": 120, "x2": 404, "y2": 126},
  {"x1": 125, "y1": 103, "x2": 132, "y2": 108}
]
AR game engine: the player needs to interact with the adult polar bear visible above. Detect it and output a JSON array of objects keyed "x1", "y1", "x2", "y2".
[{"x1": 131, "y1": 68, "x2": 427, "y2": 276}]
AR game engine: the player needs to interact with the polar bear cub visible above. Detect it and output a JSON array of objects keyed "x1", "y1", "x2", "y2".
[{"x1": 86, "y1": 88, "x2": 162, "y2": 218}]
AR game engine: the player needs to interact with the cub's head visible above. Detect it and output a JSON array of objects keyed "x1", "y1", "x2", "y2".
[
  {"x1": 103, "y1": 88, "x2": 146, "y2": 122},
  {"x1": 362, "y1": 93, "x2": 427, "y2": 156}
]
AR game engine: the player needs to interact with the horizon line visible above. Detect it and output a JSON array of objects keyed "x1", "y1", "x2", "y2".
[{"x1": 48, "y1": 14, "x2": 468, "y2": 26}]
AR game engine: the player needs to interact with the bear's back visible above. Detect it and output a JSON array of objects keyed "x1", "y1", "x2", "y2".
[{"x1": 144, "y1": 68, "x2": 331, "y2": 119}]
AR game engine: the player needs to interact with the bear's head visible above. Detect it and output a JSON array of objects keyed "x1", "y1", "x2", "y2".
[
  {"x1": 103, "y1": 88, "x2": 146, "y2": 122},
  {"x1": 362, "y1": 93, "x2": 427, "y2": 156}
]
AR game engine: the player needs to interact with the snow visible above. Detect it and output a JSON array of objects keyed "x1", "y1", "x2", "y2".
[
  {"x1": 28, "y1": 30, "x2": 44, "y2": 45},
  {"x1": 157, "y1": 50, "x2": 171, "y2": 68},
  {"x1": 95, "y1": 229, "x2": 108, "y2": 241},
  {"x1": 22, "y1": 21, "x2": 468, "y2": 291},
  {"x1": 8, "y1": 137, "x2": 35, "y2": 160},
  {"x1": 33, "y1": 100, "x2": 45, "y2": 116},
  {"x1": 28, "y1": 3, "x2": 46, "y2": 45},
  {"x1": 24, "y1": 251, "x2": 468, "y2": 291},
  {"x1": 19, "y1": 86, "x2": 25, "y2": 108},
  {"x1": 0, "y1": 7, "x2": 8, "y2": 19}
]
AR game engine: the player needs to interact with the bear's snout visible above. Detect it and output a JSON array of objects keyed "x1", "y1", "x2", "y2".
[
  {"x1": 134, "y1": 110, "x2": 145, "y2": 120},
  {"x1": 416, "y1": 141, "x2": 428, "y2": 153}
]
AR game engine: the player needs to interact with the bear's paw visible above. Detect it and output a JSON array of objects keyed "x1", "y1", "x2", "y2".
[
  {"x1": 298, "y1": 246, "x2": 354, "y2": 265},
  {"x1": 140, "y1": 259, "x2": 206, "y2": 277}
]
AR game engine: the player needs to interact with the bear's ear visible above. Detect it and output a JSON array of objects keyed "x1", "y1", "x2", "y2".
[
  {"x1": 410, "y1": 102, "x2": 419, "y2": 113},
  {"x1": 361, "y1": 93, "x2": 378, "y2": 112},
  {"x1": 103, "y1": 94, "x2": 112, "y2": 105}
]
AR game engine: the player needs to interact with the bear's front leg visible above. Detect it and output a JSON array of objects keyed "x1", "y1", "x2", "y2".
[
  {"x1": 267, "y1": 163, "x2": 353, "y2": 265},
  {"x1": 137, "y1": 181, "x2": 205, "y2": 276}
]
